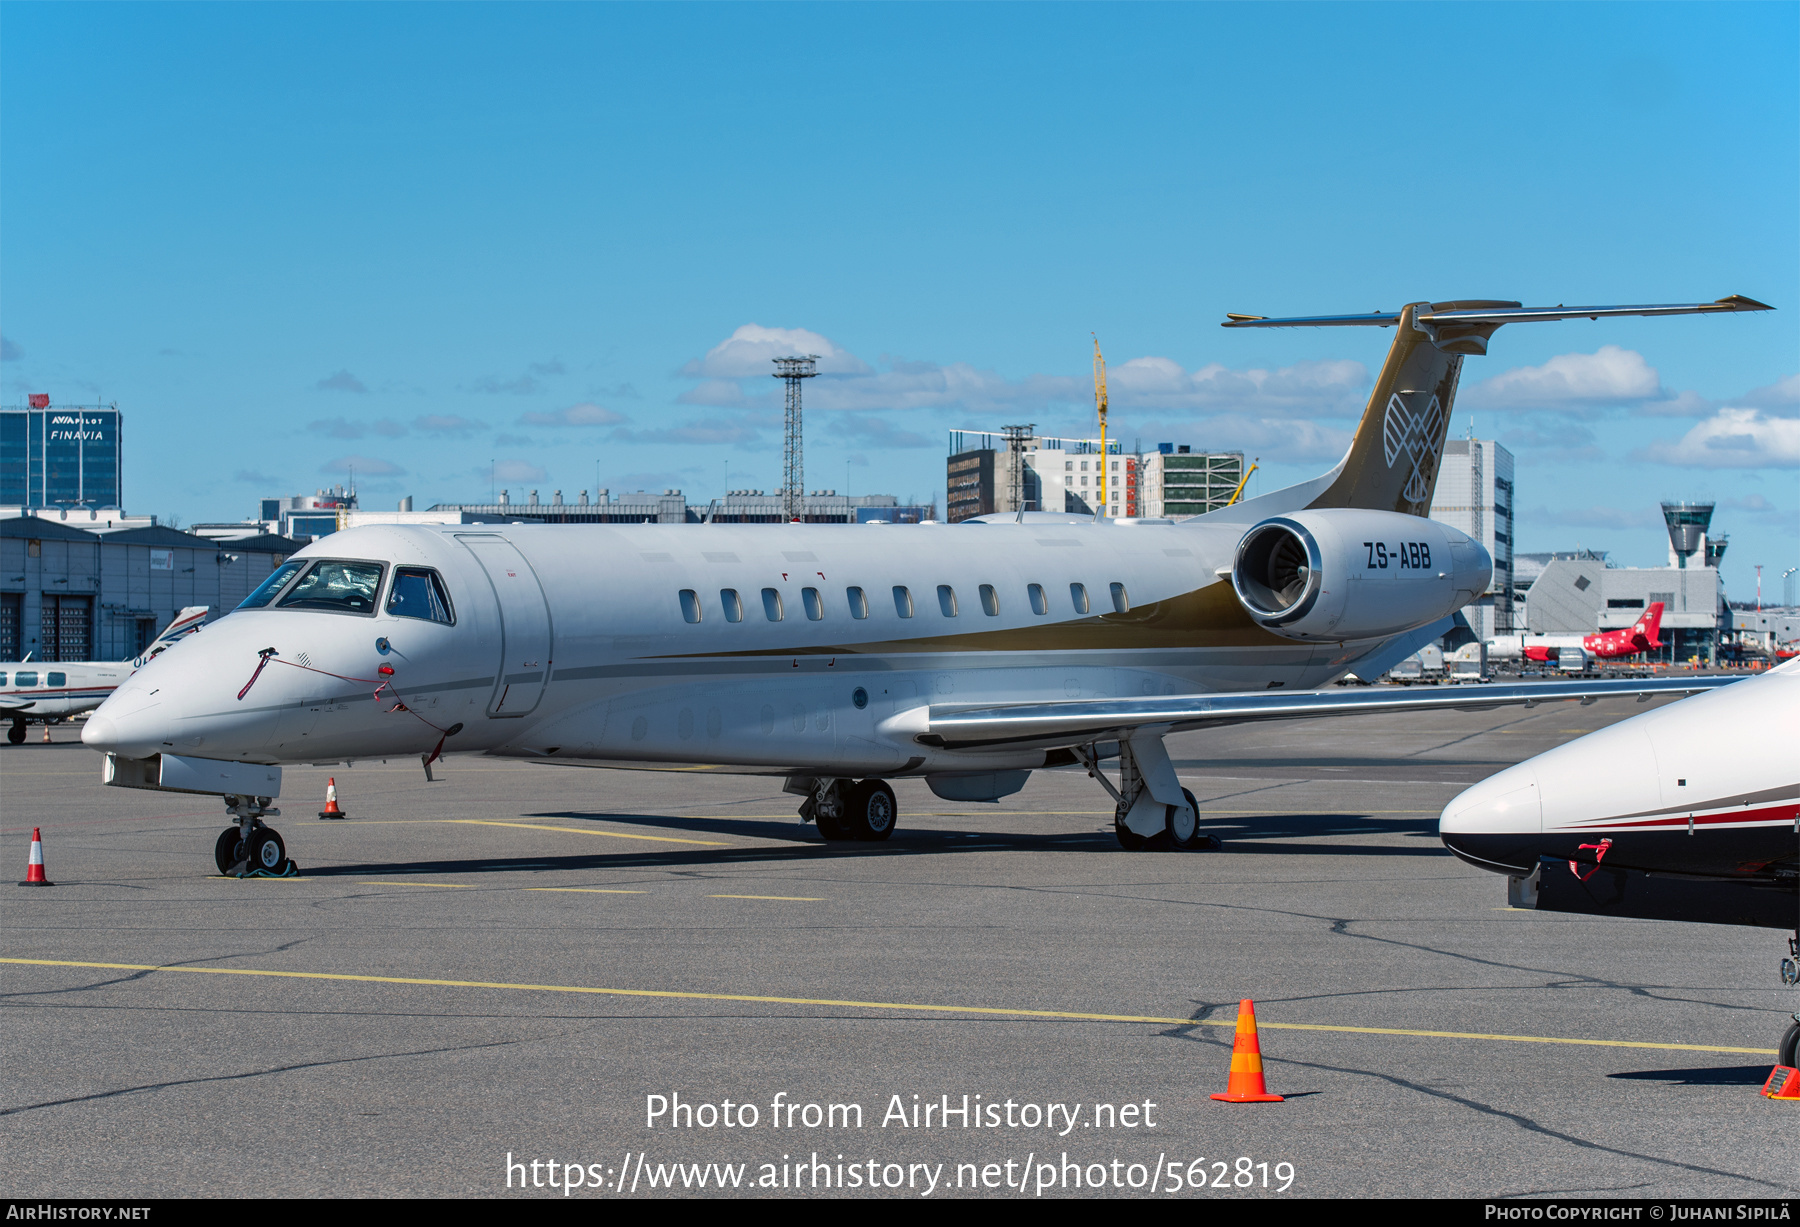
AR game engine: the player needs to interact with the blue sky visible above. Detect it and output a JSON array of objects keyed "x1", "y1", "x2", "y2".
[{"x1": 3, "y1": 3, "x2": 1795, "y2": 597}]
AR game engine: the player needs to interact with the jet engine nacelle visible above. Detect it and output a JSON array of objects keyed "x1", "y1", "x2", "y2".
[{"x1": 1230, "y1": 510, "x2": 1492, "y2": 643}]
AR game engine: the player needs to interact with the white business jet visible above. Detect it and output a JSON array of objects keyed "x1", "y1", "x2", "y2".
[
  {"x1": 1440, "y1": 656, "x2": 1799, "y2": 1065},
  {"x1": 2, "y1": 606, "x2": 210, "y2": 744},
  {"x1": 81, "y1": 296, "x2": 1770, "y2": 877}
]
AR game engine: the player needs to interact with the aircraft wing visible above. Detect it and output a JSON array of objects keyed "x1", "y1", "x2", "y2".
[
  {"x1": 915, "y1": 676, "x2": 1741, "y2": 750},
  {"x1": 0, "y1": 698, "x2": 37, "y2": 713}
]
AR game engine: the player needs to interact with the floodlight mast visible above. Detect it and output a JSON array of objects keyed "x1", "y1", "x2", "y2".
[{"x1": 773, "y1": 355, "x2": 820, "y2": 521}]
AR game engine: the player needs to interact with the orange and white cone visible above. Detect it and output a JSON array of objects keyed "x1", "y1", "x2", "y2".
[
  {"x1": 18, "y1": 827, "x2": 53, "y2": 886},
  {"x1": 1210, "y1": 998, "x2": 1283, "y2": 1103},
  {"x1": 318, "y1": 778, "x2": 346, "y2": 820}
]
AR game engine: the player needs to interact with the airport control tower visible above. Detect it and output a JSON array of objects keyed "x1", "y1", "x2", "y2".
[{"x1": 1660, "y1": 501, "x2": 1723, "y2": 569}]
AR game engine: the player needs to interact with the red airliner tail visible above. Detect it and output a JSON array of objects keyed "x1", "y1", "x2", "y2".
[{"x1": 1634, "y1": 602, "x2": 1665, "y2": 650}]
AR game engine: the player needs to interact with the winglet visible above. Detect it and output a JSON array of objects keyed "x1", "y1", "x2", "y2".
[{"x1": 1714, "y1": 294, "x2": 1775, "y2": 311}]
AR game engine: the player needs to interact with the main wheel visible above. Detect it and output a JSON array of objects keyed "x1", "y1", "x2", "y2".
[
  {"x1": 7, "y1": 721, "x2": 25, "y2": 745},
  {"x1": 214, "y1": 827, "x2": 243, "y2": 874},
  {"x1": 1169, "y1": 788, "x2": 1219, "y2": 850},
  {"x1": 1780, "y1": 1021, "x2": 1799, "y2": 1069},
  {"x1": 845, "y1": 779, "x2": 896, "y2": 841},
  {"x1": 246, "y1": 828, "x2": 286, "y2": 873}
]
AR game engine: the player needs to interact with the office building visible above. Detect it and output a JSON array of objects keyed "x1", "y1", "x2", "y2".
[
  {"x1": 1, "y1": 400, "x2": 123, "y2": 510},
  {"x1": 946, "y1": 431, "x2": 1242, "y2": 522},
  {"x1": 1426, "y1": 437, "x2": 1515, "y2": 638}
]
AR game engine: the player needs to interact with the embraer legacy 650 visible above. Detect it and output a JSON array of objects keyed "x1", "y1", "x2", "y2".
[{"x1": 82, "y1": 296, "x2": 1771, "y2": 877}]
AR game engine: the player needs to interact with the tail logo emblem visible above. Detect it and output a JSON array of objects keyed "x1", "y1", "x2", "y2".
[{"x1": 1382, "y1": 392, "x2": 1445, "y2": 508}]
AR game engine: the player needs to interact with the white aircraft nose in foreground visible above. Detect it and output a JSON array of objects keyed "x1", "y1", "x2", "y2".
[
  {"x1": 1441, "y1": 656, "x2": 1799, "y2": 1062},
  {"x1": 84, "y1": 295, "x2": 1768, "y2": 882}
]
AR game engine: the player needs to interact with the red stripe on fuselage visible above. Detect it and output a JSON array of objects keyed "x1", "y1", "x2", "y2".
[{"x1": 1552, "y1": 801, "x2": 1798, "y2": 833}]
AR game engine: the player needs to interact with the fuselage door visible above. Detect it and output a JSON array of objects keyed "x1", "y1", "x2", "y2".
[{"x1": 458, "y1": 535, "x2": 553, "y2": 718}]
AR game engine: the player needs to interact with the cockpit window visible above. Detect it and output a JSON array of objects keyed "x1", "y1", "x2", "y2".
[
  {"x1": 387, "y1": 567, "x2": 455, "y2": 625},
  {"x1": 277, "y1": 560, "x2": 386, "y2": 615},
  {"x1": 236, "y1": 560, "x2": 306, "y2": 610}
]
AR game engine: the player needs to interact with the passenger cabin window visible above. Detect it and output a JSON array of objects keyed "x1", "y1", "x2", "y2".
[
  {"x1": 893, "y1": 586, "x2": 914, "y2": 618},
  {"x1": 1070, "y1": 582, "x2": 1090, "y2": 614},
  {"x1": 237, "y1": 560, "x2": 306, "y2": 610},
  {"x1": 277, "y1": 560, "x2": 386, "y2": 615},
  {"x1": 937, "y1": 585, "x2": 957, "y2": 617},
  {"x1": 678, "y1": 589, "x2": 702, "y2": 624},
  {"x1": 802, "y1": 587, "x2": 824, "y2": 621},
  {"x1": 0, "y1": 673, "x2": 7, "y2": 686},
  {"x1": 762, "y1": 588, "x2": 784, "y2": 622},
  {"x1": 721, "y1": 589, "x2": 744, "y2": 622},
  {"x1": 14, "y1": 672, "x2": 37, "y2": 687},
  {"x1": 1110, "y1": 582, "x2": 1129, "y2": 614},
  {"x1": 846, "y1": 586, "x2": 869, "y2": 619},
  {"x1": 1027, "y1": 583, "x2": 1048, "y2": 615},
  {"x1": 388, "y1": 567, "x2": 455, "y2": 624},
  {"x1": 979, "y1": 584, "x2": 999, "y2": 616},
  {"x1": 48, "y1": 672, "x2": 66, "y2": 687}
]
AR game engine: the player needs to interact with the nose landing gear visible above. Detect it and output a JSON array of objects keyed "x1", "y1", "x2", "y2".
[{"x1": 214, "y1": 796, "x2": 296, "y2": 877}]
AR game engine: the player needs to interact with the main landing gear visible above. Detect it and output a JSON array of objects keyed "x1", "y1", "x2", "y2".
[
  {"x1": 1078, "y1": 736, "x2": 1220, "y2": 852},
  {"x1": 8, "y1": 719, "x2": 26, "y2": 745},
  {"x1": 214, "y1": 795, "x2": 296, "y2": 877},
  {"x1": 797, "y1": 778, "x2": 897, "y2": 842}
]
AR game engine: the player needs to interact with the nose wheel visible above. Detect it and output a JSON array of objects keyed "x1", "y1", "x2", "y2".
[{"x1": 214, "y1": 798, "x2": 295, "y2": 877}]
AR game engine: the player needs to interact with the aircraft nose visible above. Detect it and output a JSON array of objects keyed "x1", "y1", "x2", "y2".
[
  {"x1": 81, "y1": 714, "x2": 119, "y2": 750},
  {"x1": 1439, "y1": 764, "x2": 1543, "y2": 875},
  {"x1": 81, "y1": 688, "x2": 168, "y2": 759}
]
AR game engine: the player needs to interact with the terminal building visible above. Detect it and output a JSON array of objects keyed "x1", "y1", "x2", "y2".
[
  {"x1": 195, "y1": 488, "x2": 932, "y2": 539},
  {"x1": 945, "y1": 429, "x2": 1244, "y2": 521},
  {"x1": 1513, "y1": 502, "x2": 1732, "y2": 663}
]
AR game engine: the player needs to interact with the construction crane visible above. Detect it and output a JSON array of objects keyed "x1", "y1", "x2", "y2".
[
  {"x1": 1092, "y1": 334, "x2": 1108, "y2": 516},
  {"x1": 1226, "y1": 457, "x2": 1259, "y2": 506}
]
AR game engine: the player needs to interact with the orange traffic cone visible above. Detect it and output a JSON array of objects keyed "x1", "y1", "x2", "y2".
[
  {"x1": 1763, "y1": 1066, "x2": 1800, "y2": 1100},
  {"x1": 19, "y1": 828, "x2": 53, "y2": 886},
  {"x1": 1210, "y1": 998, "x2": 1283, "y2": 1103},
  {"x1": 318, "y1": 778, "x2": 346, "y2": 820}
]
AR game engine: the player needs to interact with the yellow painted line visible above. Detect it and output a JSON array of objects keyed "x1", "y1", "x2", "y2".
[
  {"x1": 0, "y1": 958, "x2": 1775, "y2": 1056},
  {"x1": 448, "y1": 819, "x2": 730, "y2": 847},
  {"x1": 356, "y1": 880, "x2": 475, "y2": 888},
  {"x1": 708, "y1": 894, "x2": 824, "y2": 902},
  {"x1": 527, "y1": 887, "x2": 647, "y2": 894}
]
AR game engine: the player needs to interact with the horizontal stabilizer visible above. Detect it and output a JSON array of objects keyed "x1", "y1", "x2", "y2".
[
  {"x1": 918, "y1": 676, "x2": 1741, "y2": 750},
  {"x1": 1221, "y1": 295, "x2": 1773, "y2": 329}
]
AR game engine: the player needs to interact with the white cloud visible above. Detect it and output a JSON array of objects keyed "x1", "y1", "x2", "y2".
[
  {"x1": 1734, "y1": 373, "x2": 1799, "y2": 417},
  {"x1": 678, "y1": 324, "x2": 1371, "y2": 423},
  {"x1": 825, "y1": 416, "x2": 934, "y2": 448},
  {"x1": 1636, "y1": 408, "x2": 1800, "y2": 469},
  {"x1": 520, "y1": 402, "x2": 626, "y2": 427},
  {"x1": 681, "y1": 324, "x2": 869, "y2": 378},
  {"x1": 414, "y1": 414, "x2": 488, "y2": 436},
  {"x1": 1107, "y1": 357, "x2": 1369, "y2": 417},
  {"x1": 315, "y1": 370, "x2": 367, "y2": 394},
  {"x1": 490, "y1": 459, "x2": 548, "y2": 482},
  {"x1": 1463, "y1": 346, "x2": 1661, "y2": 414},
  {"x1": 1516, "y1": 504, "x2": 1663, "y2": 531},
  {"x1": 612, "y1": 418, "x2": 770, "y2": 446}
]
